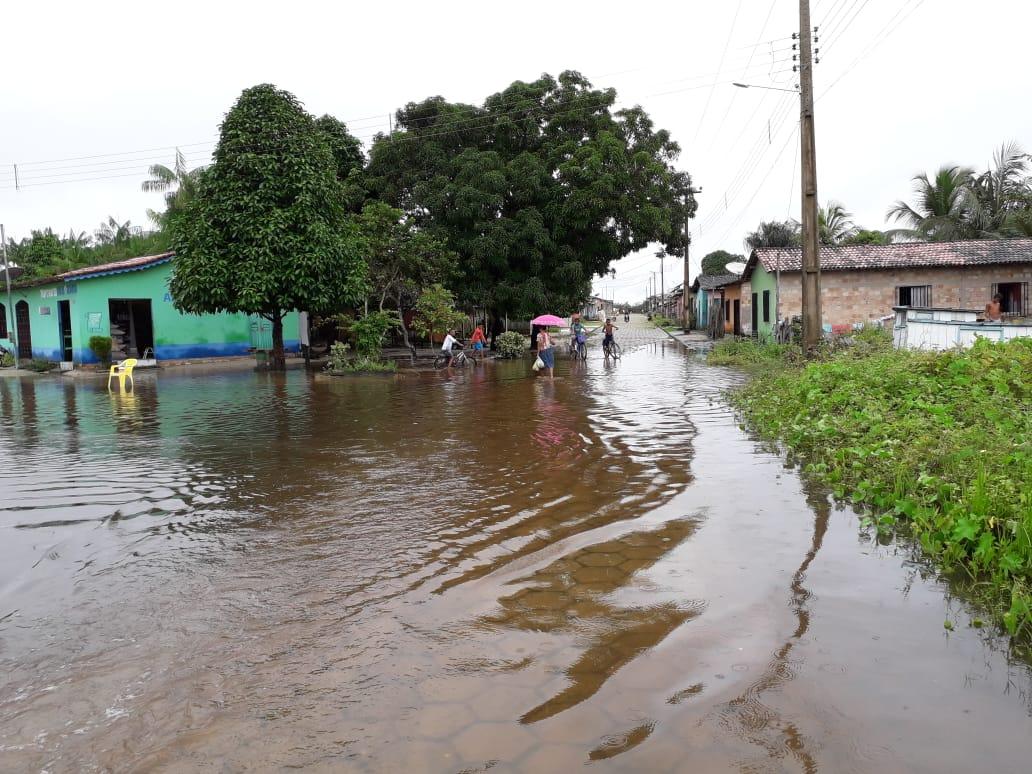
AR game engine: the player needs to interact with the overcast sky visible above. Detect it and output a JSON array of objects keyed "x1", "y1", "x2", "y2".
[{"x1": 3, "y1": 0, "x2": 1030, "y2": 304}]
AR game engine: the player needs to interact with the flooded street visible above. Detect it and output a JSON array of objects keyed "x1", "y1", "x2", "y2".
[{"x1": 2, "y1": 317, "x2": 1030, "y2": 773}]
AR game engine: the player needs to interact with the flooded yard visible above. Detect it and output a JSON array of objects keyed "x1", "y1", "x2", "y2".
[{"x1": 1, "y1": 319, "x2": 1030, "y2": 772}]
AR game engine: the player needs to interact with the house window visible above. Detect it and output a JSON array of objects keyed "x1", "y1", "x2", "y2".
[
  {"x1": 724, "y1": 300, "x2": 730, "y2": 321},
  {"x1": 991, "y1": 282, "x2": 1029, "y2": 315},
  {"x1": 897, "y1": 285, "x2": 932, "y2": 307},
  {"x1": 762, "y1": 290, "x2": 771, "y2": 323},
  {"x1": 0, "y1": 303, "x2": 6, "y2": 339}
]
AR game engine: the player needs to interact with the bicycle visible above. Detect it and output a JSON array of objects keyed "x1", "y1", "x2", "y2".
[
  {"x1": 602, "y1": 339, "x2": 621, "y2": 359},
  {"x1": 568, "y1": 335, "x2": 587, "y2": 361},
  {"x1": 433, "y1": 347, "x2": 478, "y2": 369}
]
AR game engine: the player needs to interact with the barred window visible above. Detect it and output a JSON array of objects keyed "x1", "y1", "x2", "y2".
[{"x1": 897, "y1": 285, "x2": 932, "y2": 307}]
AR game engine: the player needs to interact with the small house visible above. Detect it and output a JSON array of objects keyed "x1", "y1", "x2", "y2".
[
  {"x1": 741, "y1": 238, "x2": 1032, "y2": 340},
  {"x1": 1, "y1": 252, "x2": 301, "y2": 366}
]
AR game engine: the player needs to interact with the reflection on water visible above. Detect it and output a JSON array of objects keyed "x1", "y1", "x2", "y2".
[{"x1": 1, "y1": 325, "x2": 1030, "y2": 773}]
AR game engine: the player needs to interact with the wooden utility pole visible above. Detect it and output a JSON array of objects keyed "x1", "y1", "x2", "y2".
[
  {"x1": 799, "y1": 0, "x2": 822, "y2": 350},
  {"x1": 1, "y1": 224, "x2": 16, "y2": 359}
]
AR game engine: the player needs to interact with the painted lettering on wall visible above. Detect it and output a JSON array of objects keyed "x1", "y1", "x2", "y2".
[
  {"x1": 163, "y1": 292, "x2": 172, "y2": 302},
  {"x1": 40, "y1": 285, "x2": 77, "y2": 299}
]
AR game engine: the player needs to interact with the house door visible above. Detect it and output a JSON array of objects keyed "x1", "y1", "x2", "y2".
[
  {"x1": 751, "y1": 293, "x2": 758, "y2": 334},
  {"x1": 15, "y1": 300, "x2": 31, "y2": 359},
  {"x1": 58, "y1": 300, "x2": 73, "y2": 362},
  {"x1": 733, "y1": 299, "x2": 742, "y2": 335}
]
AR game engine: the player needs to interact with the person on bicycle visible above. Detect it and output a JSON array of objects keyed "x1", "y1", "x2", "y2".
[
  {"x1": 441, "y1": 329, "x2": 461, "y2": 368},
  {"x1": 571, "y1": 318, "x2": 587, "y2": 355},
  {"x1": 603, "y1": 318, "x2": 618, "y2": 354}
]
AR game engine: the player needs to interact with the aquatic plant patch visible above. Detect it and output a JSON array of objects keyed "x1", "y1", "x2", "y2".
[{"x1": 717, "y1": 336, "x2": 1032, "y2": 638}]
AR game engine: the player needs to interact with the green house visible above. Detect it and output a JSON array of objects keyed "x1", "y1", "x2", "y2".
[{"x1": 1, "y1": 252, "x2": 300, "y2": 364}]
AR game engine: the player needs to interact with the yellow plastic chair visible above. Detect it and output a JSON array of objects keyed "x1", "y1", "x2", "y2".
[{"x1": 107, "y1": 358, "x2": 138, "y2": 391}]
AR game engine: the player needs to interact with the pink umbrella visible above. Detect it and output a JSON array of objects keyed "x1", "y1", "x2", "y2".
[{"x1": 530, "y1": 314, "x2": 566, "y2": 327}]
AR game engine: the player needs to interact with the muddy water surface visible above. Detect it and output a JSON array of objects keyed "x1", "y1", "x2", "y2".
[{"x1": 1, "y1": 320, "x2": 1030, "y2": 773}]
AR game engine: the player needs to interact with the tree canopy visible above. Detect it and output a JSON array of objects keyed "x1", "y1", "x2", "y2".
[
  {"x1": 745, "y1": 220, "x2": 801, "y2": 250},
  {"x1": 365, "y1": 71, "x2": 696, "y2": 321},
  {"x1": 169, "y1": 84, "x2": 366, "y2": 368},
  {"x1": 700, "y1": 249, "x2": 744, "y2": 275}
]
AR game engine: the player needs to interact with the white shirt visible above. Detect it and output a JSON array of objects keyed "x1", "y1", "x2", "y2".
[{"x1": 441, "y1": 334, "x2": 458, "y2": 352}]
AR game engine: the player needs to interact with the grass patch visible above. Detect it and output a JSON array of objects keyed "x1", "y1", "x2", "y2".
[{"x1": 715, "y1": 333, "x2": 1032, "y2": 639}]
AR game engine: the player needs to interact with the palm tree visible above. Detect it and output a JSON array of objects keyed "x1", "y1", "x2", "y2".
[
  {"x1": 142, "y1": 148, "x2": 205, "y2": 226},
  {"x1": 818, "y1": 200, "x2": 857, "y2": 245},
  {"x1": 887, "y1": 166, "x2": 977, "y2": 241},
  {"x1": 95, "y1": 216, "x2": 133, "y2": 245},
  {"x1": 969, "y1": 142, "x2": 1031, "y2": 236},
  {"x1": 745, "y1": 220, "x2": 800, "y2": 250}
]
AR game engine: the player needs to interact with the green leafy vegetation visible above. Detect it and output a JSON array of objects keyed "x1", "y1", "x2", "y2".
[
  {"x1": 410, "y1": 284, "x2": 466, "y2": 341},
  {"x1": 495, "y1": 331, "x2": 528, "y2": 359},
  {"x1": 324, "y1": 341, "x2": 397, "y2": 373},
  {"x1": 713, "y1": 335, "x2": 1032, "y2": 638},
  {"x1": 25, "y1": 358, "x2": 57, "y2": 373},
  {"x1": 88, "y1": 335, "x2": 112, "y2": 365},
  {"x1": 350, "y1": 311, "x2": 399, "y2": 359},
  {"x1": 700, "y1": 250, "x2": 744, "y2": 276},
  {"x1": 365, "y1": 70, "x2": 697, "y2": 327},
  {"x1": 0, "y1": 350, "x2": 14, "y2": 368},
  {"x1": 169, "y1": 84, "x2": 367, "y2": 370}
]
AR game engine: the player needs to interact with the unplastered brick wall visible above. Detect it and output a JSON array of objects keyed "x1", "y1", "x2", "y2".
[{"x1": 769, "y1": 265, "x2": 1032, "y2": 327}]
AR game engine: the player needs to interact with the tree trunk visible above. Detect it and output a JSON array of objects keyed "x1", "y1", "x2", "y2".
[
  {"x1": 271, "y1": 312, "x2": 286, "y2": 371},
  {"x1": 396, "y1": 293, "x2": 416, "y2": 362},
  {"x1": 488, "y1": 310, "x2": 504, "y2": 350}
]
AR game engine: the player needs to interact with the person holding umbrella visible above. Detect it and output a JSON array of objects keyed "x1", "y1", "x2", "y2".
[{"x1": 530, "y1": 314, "x2": 564, "y2": 378}]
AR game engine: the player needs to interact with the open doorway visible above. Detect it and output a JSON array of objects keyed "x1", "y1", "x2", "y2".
[
  {"x1": 58, "y1": 300, "x2": 73, "y2": 362},
  {"x1": 109, "y1": 299, "x2": 154, "y2": 359}
]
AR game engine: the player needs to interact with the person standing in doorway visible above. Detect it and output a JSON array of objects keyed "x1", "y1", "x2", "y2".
[{"x1": 536, "y1": 327, "x2": 555, "y2": 378}]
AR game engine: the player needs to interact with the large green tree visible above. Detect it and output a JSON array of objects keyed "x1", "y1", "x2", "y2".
[
  {"x1": 700, "y1": 249, "x2": 744, "y2": 275},
  {"x1": 364, "y1": 71, "x2": 696, "y2": 332},
  {"x1": 169, "y1": 84, "x2": 366, "y2": 369}
]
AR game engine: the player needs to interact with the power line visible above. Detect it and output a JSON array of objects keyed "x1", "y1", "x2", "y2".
[
  {"x1": 818, "y1": 0, "x2": 925, "y2": 99},
  {"x1": 704, "y1": 0, "x2": 781, "y2": 154},
  {"x1": 715, "y1": 122, "x2": 800, "y2": 248},
  {"x1": 692, "y1": 0, "x2": 745, "y2": 144}
]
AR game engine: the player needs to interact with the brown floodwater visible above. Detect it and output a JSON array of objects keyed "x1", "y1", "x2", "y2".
[{"x1": 1, "y1": 320, "x2": 1030, "y2": 773}]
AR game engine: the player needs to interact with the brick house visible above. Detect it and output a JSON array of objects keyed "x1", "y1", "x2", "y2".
[{"x1": 740, "y1": 238, "x2": 1032, "y2": 339}]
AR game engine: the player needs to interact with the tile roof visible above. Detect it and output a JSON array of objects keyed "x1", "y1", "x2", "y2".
[
  {"x1": 60, "y1": 252, "x2": 174, "y2": 281},
  {"x1": 695, "y1": 272, "x2": 742, "y2": 290},
  {"x1": 746, "y1": 238, "x2": 1032, "y2": 278}
]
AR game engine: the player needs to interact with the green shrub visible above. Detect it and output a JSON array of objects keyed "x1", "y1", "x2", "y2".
[
  {"x1": 652, "y1": 315, "x2": 677, "y2": 328},
  {"x1": 351, "y1": 311, "x2": 399, "y2": 358},
  {"x1": 88, "y1": 335, "x2": 113, "y2": 364},
  {"x1": 326, "y1": 341, "x2": 350, "y2": 371},
  {"x1": 0, "y1": 349, "x2": 14, "y2": 368},
  {"x1": 26, "y1": 358, "x2": 56, "y2": 373},
  {"x1": 729, "y1": 337, "x2": 1032, "y2": 639},
  {"x1": 495, "y1": 331, "x2": 527, "y2": 359},
  {"x1": 324, "y1": 341, "x2": 397, "y2": 373}
]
